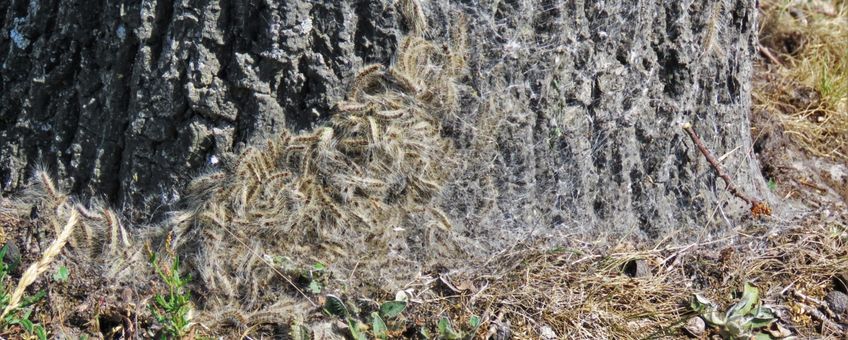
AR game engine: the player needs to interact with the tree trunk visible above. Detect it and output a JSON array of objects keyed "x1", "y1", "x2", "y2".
[{"x1": 1, "y1": 0, "x2": 766, "y2": 238}]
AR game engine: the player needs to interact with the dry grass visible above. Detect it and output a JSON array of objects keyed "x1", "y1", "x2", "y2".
[
  {"x1": 410, "y1": 210, "x2": 848, "y2": 339},
  {"x1": 756, "y1": 0, "x2": 848, "y2": 160}
]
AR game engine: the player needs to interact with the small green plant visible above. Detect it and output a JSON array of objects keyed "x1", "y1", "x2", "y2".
[
  {"x1": 0, "y1": 245, "x2": 48, "y2": 340},
  {"x1": 323, "y1": 294, "x2": 409, "y2": 339},
  {"x1": 690, "y1": 282, "x2": 786, "y2": 339},
  {"x1": 433, "y1": 315, "x2": 481, "y2": 340},
  {"x1": 52, "y1": 266, "x2": 69, "y2": 283},
  {"x1": 148, "y1": 249, "x2": 193, "y2": 339},
  {"x1": 5, "y1": 309, "x2": 47, "y2": 340},
  {"x1": 767, "y1": 178, "x2": 777, "y2": 191},
  {"x1": 306, "y1": 262, "x2": 326, "y2": 294}
]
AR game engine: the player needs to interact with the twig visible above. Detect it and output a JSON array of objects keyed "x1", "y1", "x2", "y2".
[
  {"x1": 757, "y1": 46, "x2": 784, "y2": 67},
  {"x1": 683, "y1": 123, "x2": 755, "y2": 204},
  {"x1": 793, "y1": 178, "x2": 826, "y2": 193},
  {"x1": 797, "y1": 302, "x2": 847, "y2": 333},
  {"x1": 347, "y1": 259, "x2": 362, "y2": 287},
  {"x1": 682, "y1": 123, "x2": 771, "y2": 217},
  {"x1": 793, "y1": 290, "x2": 837, "y2": 318},
  {"x1": 661, "y1": 243, "x2": 697, "y2": 273},
  {"x1": 468, "y1": 280, "x2": 490, "y2": 305}
]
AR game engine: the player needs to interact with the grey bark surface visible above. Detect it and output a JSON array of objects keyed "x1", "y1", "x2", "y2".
[{"x1": 1, "y1": 0, "x2": 767, "y2": 239}]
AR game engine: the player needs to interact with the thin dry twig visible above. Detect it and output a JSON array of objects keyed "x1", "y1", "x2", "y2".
[
  {"x1": 796, "y1": 302, "x2": 847, "y2": 333},
  {"x1": 682, "y1": 122, "x2": 772, "y2": 217},
  {"x1": 757, "y1": 45, "x2": 784, "y2": 67}
]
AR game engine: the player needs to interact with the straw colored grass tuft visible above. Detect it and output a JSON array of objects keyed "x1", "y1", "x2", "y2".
[
  {"x1": 756, "y1": 0, "x2": 848, "y2": 160},
  {"x1": 410, "y1": 210, "x2": 848, "y2": 339}
]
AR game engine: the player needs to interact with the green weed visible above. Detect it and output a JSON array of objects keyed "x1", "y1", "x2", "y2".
[
  {"x1": 767, "y1": 178, "x2": 777, "y2": 191},
  {"x1": 0, "y1": 245, "x2": 48, "y2": 340},
  {"x1": 432, "y1": 315, "x2": 481, "y2": 340},
  {"x1": 323, "y1": 294, "x2": 409, "y2": 339},
  {"x1": 148, "y1": 249, "x2": 193, "y2": 339},
  {"x1": 52, "y1": 266, "x2": 69, "y2": 283},
  {"x1": 690, "y1": 282, "x2": 784, "y2": 339}
]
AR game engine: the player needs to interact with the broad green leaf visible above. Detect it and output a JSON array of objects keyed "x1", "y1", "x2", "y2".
[
  {"x1": 702, "y1": 309, "x2": 726, "y2": 326},
  {"x1": 727, "y1": 282, "x2": 760, "y2": 319},
  {"x1": 324, "y1": 294, "x2": 348, "y2": 318},
  {"x1": 755, "y1": 306, "x2": 776, "y2": 320},
  {"x1": 690, "y1": 294, "x2": 715, "y2": 312},
  {"x1": 752, "y1": 332, "x2": 774, "y2": 340},
  {"x1": 348, "y1": 317, "x2": 368, "y2": 340},
  {"x1": 693, "y1": 295, "x2": 725, "y2": 327},
  {"x1": 372, "y1": 312, "x2": 388, "y2": 340},
  {"x1": 5, "y1": 317, "x2": 20, "y2": 326},
  {"x1": 724, "y1": 319, "x2": 750, "y2": 338},
  {"x1": 749, "y1": 317, "x2": 776, "y2": 329},
  {"x1": 749, "y1": 306, "x2": 777, "y2": 329},
  {"x1": 312, "y1": 262, "x2": 326, "y2": 271},
  {"x1": 380, "y1": 300, "x2": 407, "y2": 319},
  {"x1": 437, "y1": 317, "x2": 450, "y2": 336}
]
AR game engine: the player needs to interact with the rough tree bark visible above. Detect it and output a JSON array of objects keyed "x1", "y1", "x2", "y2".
[{"x1": 0, "y1": 0, "x2": 768, "y2": 238}]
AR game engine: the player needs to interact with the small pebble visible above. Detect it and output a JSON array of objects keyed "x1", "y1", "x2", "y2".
[
  {"x1": 2, "y1": 240, "x2": 21, "y2": 271},
  {"x1": 623, "y1": 259, "x2": 652, "y2": 278},
  {"x1": 825, "y1": 291, "x2": 848, "y2": 315},
  {"x1": 684, "y1": 316, "x2": 705, "y2": 337},
  {"x1": 833, "y1": 274, "x2": 848, "y2": 293},
  {"x1": 538, "y1": 325, "x2": 558, "y2": 340}
]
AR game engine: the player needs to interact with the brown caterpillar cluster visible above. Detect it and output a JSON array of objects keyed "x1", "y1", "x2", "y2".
[{"x1": 171, "y1": 32, "x2": 468, "y2": 329}]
